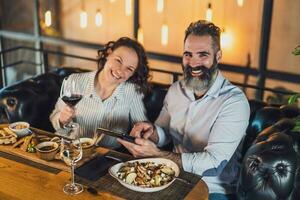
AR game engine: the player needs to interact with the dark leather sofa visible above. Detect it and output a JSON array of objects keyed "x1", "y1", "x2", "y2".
[{"x1": 0, "y1": 68, "x2": 299, "y2": 199}]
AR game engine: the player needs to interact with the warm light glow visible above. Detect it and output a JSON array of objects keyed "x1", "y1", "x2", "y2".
[
  {"x1": 221, "y1": 30, "x2": 234, "y2": 49},
  {"x1": 161, "y1": 24, "x2": 168, "y2": 46},
  {"x1": 157, "y1": 0, "x2": 164, "y2": 13},
  {"x1": 80, "y1": 10, "x2": 88, "y2": 28},
  {"x1": 95, "y1": 10, "x2": 103, "y2": 27},
  {"x1": 237, "y1": 0, "x2": 244, "y2": 7},
  {"x1": 110, "y1": 0, "x2": 116, "y2": 2},
  {"x1": 125, "y1": 0, "x2": 132, "y2": 16},
  {"x1": 206, "y1": 3, "x2": 212, "y2": 22},
  {"x1": 45, "y1": 10, "x2": 52, "y2": 27},
  {"x1": 137, "y1": 27, "x2": 144, "y2": 44}
]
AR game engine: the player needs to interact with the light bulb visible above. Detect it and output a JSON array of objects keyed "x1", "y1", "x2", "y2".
[
  {"x1": 80, "y1": 10, "x2": 88, "y2": 28},
  {"x1": 45, "y1": 10, "x2": 52, "y2": 27},
  {"x1": 137, "y1": 27, "x2": 144, "y2": 44},
  {"x1": 206, "y1": 3, "x2": 212, "y2": 22},
  {"x1": 125, "y1": 0, "x2": 132, "y2": 16},
  {"x1": 157, "y1": 0, "x2": 164, "y2": 13},
  {"x1": 221, "y1": 30, "x2": 234, "y2": 49},
  {"x1": 161, "y1": 24, "x2": 168, "y2": 46},
  {"x1": 237, "y1": 0, "x2": 244, "y2": 7},
  {"x1": 95, "y1": 10, "x2": 103, "y2": 27}
]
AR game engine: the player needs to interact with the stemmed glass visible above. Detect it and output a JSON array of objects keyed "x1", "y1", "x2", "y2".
[
  {"x1": 60, "y1": 78, "x2": 83, "y2": 129},
  {"x1": 60, "y1": 123, "x2": 83, "y2": 195}
]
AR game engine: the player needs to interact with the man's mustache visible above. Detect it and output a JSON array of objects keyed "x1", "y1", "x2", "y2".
[{"x1": 184, "y1": 65, "x2": 211, "y2": 79}]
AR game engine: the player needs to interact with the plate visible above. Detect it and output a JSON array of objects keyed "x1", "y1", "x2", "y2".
[{"x1": 109, "y1": 158, "x2": 180, "y2": 193}]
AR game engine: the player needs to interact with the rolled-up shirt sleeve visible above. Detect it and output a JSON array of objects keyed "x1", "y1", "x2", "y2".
[{"x1": 181, "y1": 97, "x2": 250, "y2": 177}]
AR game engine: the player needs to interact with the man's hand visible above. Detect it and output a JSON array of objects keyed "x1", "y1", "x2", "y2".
[
  {"x1": 59, "y1": 105, "x2": 75, "y2": 126},
  {"x1": 130, "y1": 122, "x2": 158, "y2": 143},
  {"x1": 117, "y1": 137, "x2": 161, "y2": 157},
  {"x1": 117, "y1": 138, "x2": 182, "y2": 168}
]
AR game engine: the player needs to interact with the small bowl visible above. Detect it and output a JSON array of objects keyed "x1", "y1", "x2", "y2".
[
  {"x1": 76, "y1": 138, "x2": 95, "y2": 158},
  {"x1": 35, "y1": 141, "x2": 59, "y2": 161},
  {"x1": 9, "y1": 121, "x2": 31, "y2": 137}
]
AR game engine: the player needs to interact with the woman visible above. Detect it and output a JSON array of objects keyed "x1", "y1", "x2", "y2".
[{"x1": 50, "y1": 37, "x2": 150, "y2": 149}]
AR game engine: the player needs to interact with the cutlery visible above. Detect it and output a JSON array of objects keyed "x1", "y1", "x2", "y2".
[
  {"x1": 175, "y1": 177, "x2": 192, "y2": 185},
  {"x1": 105, "y1": 155, "x2": 123, "y2": 162}
]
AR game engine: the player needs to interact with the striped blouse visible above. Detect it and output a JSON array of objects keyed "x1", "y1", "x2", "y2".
[{"x1": 50, "y1": 71, "x2": 147, "y2": 149}]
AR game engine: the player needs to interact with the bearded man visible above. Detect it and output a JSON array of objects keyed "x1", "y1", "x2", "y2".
[{"x1": 118, "y1": 20, "x2": 250, "y2": 200}]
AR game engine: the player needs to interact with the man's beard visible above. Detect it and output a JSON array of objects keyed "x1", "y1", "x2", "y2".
[{"x1": 183, "y1": 58, "x2": 218, "y2": 93}]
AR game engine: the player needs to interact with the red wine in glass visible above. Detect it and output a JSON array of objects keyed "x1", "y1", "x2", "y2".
[{"x1": 62, "y1": 94, "x2": 83, "y2": 106}]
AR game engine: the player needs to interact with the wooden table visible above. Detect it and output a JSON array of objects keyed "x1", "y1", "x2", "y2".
[{"x1": 0, "y1": 126, "x2": 208, "y2": 200}]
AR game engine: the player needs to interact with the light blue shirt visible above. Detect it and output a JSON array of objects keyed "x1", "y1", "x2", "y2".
[{"x1": 155, "y1": 71, "x2": 250, "y2": 194}]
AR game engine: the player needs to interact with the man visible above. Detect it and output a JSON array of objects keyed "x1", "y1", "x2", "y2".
[{"x1": 118, "y1": 20, "x2": 250, "y2": 200}]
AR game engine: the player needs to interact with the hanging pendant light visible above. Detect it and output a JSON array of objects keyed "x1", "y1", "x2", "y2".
[
  {"x1": 95, "y1": 9, "x2": 103, "y2": 27},
  {"x1": 137, "y1": 27, "x2": 144, "y2": 44},
  {"x1": 45, "y1": 10, "x2": 52, "y2": 27},
  {"x1": 80, "y1": 0, "x2": 88, "y2": 28},
  {"x1": 161, "y1": 24, "x2": 168, "y2": 46},
  {"x1": 221, "y1": 29, "x2": 234, "y2": 49},
  {"x1": 125, "y1": 0, "x2": 132, "y2": 16},
  {"x1": 157, "y1": 0, "x2": 164, "y2": 13},
  {"x1": 237, "y1": 0, "x2": 244, "y2": 7},
  {"x1": 80, "y1": 10, "x2": 88, "y2": 28},
  {"x1": 206, "y1": 3, "x2": 212, "y2": 22}
]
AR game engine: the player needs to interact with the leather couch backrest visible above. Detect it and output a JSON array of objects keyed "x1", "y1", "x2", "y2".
[
  {"x1": 0, "y1": 68, "x2": 168, "y2": 131},
  {"x1": 143, "y1": 83, "x2": 168, "y2": 123},
  {"x1": 0, "y1": 68, "x2": 84, "y2": 131}
]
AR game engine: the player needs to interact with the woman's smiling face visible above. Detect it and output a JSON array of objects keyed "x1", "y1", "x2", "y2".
[{"x1": 103, "y1": 46, "x2": 138, "y2": 84}]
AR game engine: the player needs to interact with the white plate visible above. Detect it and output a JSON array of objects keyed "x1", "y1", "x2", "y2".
[{"x1": 109, "y1": 158, "x2": 180, "y2": 193}]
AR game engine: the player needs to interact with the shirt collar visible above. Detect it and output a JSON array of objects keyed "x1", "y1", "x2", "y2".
[
  {"x1": 205, "y1": 71, "x2": 226, "y2": 98},
  {"x1": 86, "y1": 70, "x2": 125, "y2": 100}
]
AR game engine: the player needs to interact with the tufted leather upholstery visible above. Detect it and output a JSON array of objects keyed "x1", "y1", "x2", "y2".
[
  {"x1": 237, "y1": 104, "x2": 300, "y2": 200},
  {"x1": 0, "y1": 68, "x2": 86, "y2": 131},
  {"x1": 1, "y1": 68, "x2": 300, "y2": 199}
]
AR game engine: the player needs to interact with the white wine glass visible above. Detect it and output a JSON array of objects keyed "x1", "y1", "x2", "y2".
[{"x1": 60, "y1": 123, "x2": 83, "y2": 195}]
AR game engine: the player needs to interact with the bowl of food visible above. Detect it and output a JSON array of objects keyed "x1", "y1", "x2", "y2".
[
  {"x1": 109, "y1": 158, "x2": 180, "y2": 192},
  {"x1": 76, "y1": 138, "x2": 95, "y2": 158},
  {"x1": 35, "y1": 141, "x2": 59, "y2": 161},
  {"x1": 8, "y1": 121, "x2": 31, "y2": 137}
]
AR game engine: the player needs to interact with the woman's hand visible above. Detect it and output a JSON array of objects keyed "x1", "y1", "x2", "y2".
[{"x1": 59, "y1": 105, "x2": 75, "y2": 126}]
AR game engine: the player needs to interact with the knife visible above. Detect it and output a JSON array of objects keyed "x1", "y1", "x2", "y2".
[{"x1": 96, "y1": 128, "x2": 135, "y2": 143}]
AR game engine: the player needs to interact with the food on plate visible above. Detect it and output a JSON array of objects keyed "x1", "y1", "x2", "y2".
[
  {"x1": 117, "y1": 161, "x2": 175, "y2": 187},
  {"x1": 2, "y1": 128, "x2": 18, "y2": 138},
  {"x1": 81, "y1": 141, "x2": 92, "y2": 148},
  {"x1": 12, "y1": 124, "x2": 28, "y2": 130},
  {"x1": 12, "y1": 134, "x2": 37, "y2": 153},
  {"x1": 0, "y1": 128, "x2": 17, "y2": 145}
]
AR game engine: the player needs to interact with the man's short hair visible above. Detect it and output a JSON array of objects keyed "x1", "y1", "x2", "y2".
[{"x1": 184, "y1": 20, "x2": 221, "y2": 52}]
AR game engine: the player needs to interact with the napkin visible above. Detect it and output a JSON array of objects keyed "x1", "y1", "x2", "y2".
[{"x1": 75, "y1": 155, "x2": 119, "y2": 181}]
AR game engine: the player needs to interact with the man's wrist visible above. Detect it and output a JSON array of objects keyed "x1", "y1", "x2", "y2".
[{"x1": 149, "y1": 125, "x2": 159, "y2": 144}]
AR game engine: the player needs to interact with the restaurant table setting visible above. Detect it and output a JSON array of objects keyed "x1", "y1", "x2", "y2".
[{"x1": 0, "y1": 123, "x2": 208, "y2": 200}]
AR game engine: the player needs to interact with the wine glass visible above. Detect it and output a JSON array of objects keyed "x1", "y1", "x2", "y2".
[
  {"x1": 61, "y1": 78, "x2": 83, "y2": 128},
  {"x1": 60, "y1": 123, "x2": 83, "y2": 195}
]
